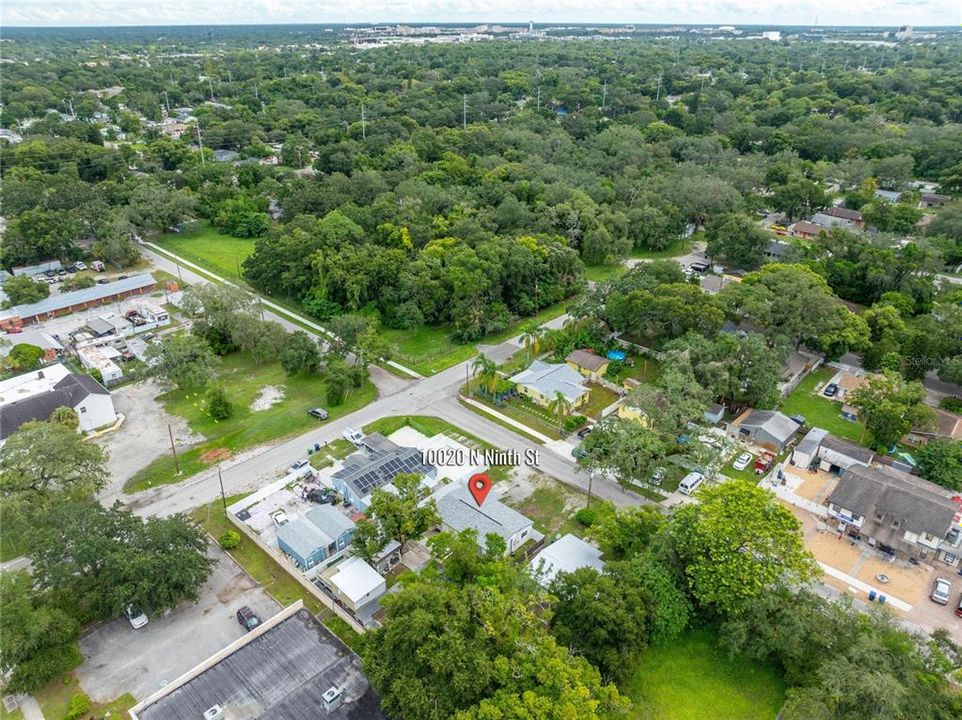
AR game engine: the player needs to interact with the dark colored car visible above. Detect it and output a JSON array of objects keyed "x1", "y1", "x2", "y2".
[
  {"x1": 576, "y1": 426, "x2": 592, "y2": 439},
  {"x1": 236, "y1": 605, "x2": 262, "y2": 632},
  {"x1": 307, "y1": 488, "x2": 336, "y2": 504},
  {"x1": 823, "y1": 383, "x2": 839, "y2": 397}
]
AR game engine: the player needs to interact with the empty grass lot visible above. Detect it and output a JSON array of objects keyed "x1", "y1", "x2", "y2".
[
  {"x1": 624, "y1": 628, "x2": 786, "y2": 720},
  {"x1": 504, "y1": 477, "x2": 598, "y2": 540},
  {"x1": 779, "y1": 367, "x2": 868, "y2": 445},
  {"x1": 34, "y1": 675, "x2": 135, "y2": 720},
  {"x1": 125, "y1": 352, "x2": 376, "y2": 492},
  {"x1": 156, "y1": 223, "x2": 255, "y2": 281}
]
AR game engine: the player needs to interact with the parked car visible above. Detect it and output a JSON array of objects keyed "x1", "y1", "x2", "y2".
[
  {"x1": 288, "y1": 459, "x2": 313, "y2": 480},
  {"x1": 126, "y1": 605, "x2": 149, "y2": 629},
  {"x1": 307, "y1": 408, "x2": 329, "y2": 420},
  {"x1": 74, "y1": 261, "x2": 87, "y2": 271},
  {"x1": 571, "y1": 447, "x2": 588, "y2": 459},
  {"x1": 955, "y1": 594, "x2": 962, "y2": 618},
  {"x1": 823, "y1": 383, "x2": 839, "y2": 397},
  {"x1": 576, "y1": 426, "x2": 592, "y2": 439},
  {"x1": 732, "y1": 453, "x2": 753, "y2": 471},
  {"x1": 270, "y1": 509, "x2": 289, "y2": 527},
  {"x1": 678, "y1": 471, "x2": 705, "y2": 496},
  {"x1": 307, "y1": 488, "x2": 336, "y2": 505},
  {"x1": 236, "y1": 605, "x2": 262, "y2": 632},
  {"x1": 650, "y1": 466, "x2": 667, "y2": 485},
  {"x1": 342, "y1": 427, "x2": 364, "y2": 445},
  {"x1": 931, "y1": 577, "x2": 951, "y2": 605}
]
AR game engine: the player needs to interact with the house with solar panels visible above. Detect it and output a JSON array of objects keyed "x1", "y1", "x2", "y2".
[{"x1": 332, "y1": 433, "x2": 436, "y2": 511}]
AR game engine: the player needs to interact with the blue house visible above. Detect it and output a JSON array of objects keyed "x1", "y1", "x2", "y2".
[
  {"x1": 332, "y1": 433, "x2": 435, "y2": 511},
  {"x1": 275, "y1": 504, "x2": 357, "y2": 571}
]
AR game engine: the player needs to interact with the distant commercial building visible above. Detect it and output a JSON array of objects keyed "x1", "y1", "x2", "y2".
[{"x1": 0, "y1": 274, "x2": 156, "y2": 331}]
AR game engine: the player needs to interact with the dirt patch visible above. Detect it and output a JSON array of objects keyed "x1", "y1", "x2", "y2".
[
  {"x1": 250, "y1": 384, "x2": 285, "y2": 412},
  {"x1": 200, "y1": 447, "x2": 232, "y2": 464}
]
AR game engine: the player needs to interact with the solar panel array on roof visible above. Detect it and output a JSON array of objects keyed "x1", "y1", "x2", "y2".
[{"x1": 348, "y1": 448, "x2": 431, "y2": 495}]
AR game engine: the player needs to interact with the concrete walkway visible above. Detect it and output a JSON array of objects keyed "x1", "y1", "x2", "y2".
[
  {"x1": 819, "y1": 562, "x2": 912, "y2": 611},
  {"x1": 17, "y1": 695, "x2": 44, "y2": 720}
]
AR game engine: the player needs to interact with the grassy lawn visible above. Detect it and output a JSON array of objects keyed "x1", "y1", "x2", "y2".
[
  {"x1": 34, "y1": 674, "x2": 135, "y2": 720},
  {"x1": 624, "y1": 627, "x2": 786, "y2": 720},
  {"x1": 779, "y1": 367, "x2": 868, "y2": 446},
  {"x1": 190, "y1": 496, "x2": 362, "y2": 652},
  {"x1": 125, "y1": 352, "x2": 376, "y2": 492},
  {"x1": 628, "y1": 237, "x2": 695, "y2": 261},
  {"x1": 156, "y1": 223, "x2": 254, "y2": 281},
  {"x1": 467, "y1": 391, "x2": 564, "y2": 441},
  {"x1": 584, "y1": 263, "x2": 626, "y2": 283},
  {"x1": 610, "y1": 356, "x2": 662, "y2": 385},
  {"x1": 580, "y1": 383, "x2": 621, "y2": 419},
  {"x1": 380, "y1": 324, "x2": 477, "y2": 377},
  {"x1": 504, "y1": 477, "x2": 592, "y2": 540}
]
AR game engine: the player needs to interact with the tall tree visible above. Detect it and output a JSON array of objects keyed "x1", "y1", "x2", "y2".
[
  {"x1": 667, "y1": 481, "x2": 817, "y2": 615},
  {"x1": 847, "y1": 371, "x2": 933, "y2": 448}
]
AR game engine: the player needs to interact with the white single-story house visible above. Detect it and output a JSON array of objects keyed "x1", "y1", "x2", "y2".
[
  {"x1": 317, "y1": 556, "x2": 386, "y2": 612},
  {"x1": 509, "y1": 360, "x2": 589, "y2": 411},
  {"x1": 529, "y1": 534, "x2": 604, "y2": 586},
  {"x1": 435, "y1": 483, "x2": 537, "y2": 555}
]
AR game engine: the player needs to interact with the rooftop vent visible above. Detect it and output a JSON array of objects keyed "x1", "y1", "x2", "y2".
[
  {"x1": 203, "y1": 705, "x2": 224, "y2": 720},
  {"x1": 321, "y1": 686, "x2": 342, "y2": 713}
]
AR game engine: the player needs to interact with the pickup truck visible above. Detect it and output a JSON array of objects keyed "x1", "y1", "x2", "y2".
[{"x1": 342, "y1": 427, "x2": 364, "y2": 445}]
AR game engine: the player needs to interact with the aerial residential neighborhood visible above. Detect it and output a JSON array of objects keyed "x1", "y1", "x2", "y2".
[{"x1": 1, "y1": 10, "x2": 962, "y2": 720}]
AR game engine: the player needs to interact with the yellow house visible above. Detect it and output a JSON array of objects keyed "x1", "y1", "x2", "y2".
[
  {"x1": 617, "y1": 404, "x2": 651, "y2": 428},
  {"x1": 565, "y1": 349, "x2": 610, "y2": 381},
  {"x1": 509, "y1": 360, "x2": 589, "y2": 412}
]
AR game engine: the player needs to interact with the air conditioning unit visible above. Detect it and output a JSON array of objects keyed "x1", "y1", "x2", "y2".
[
  {"x1": 321, "y1": 687, "x2": 342, "y2": 713},
  {"x1": 203, "y1": 705, "x2": 225, "y2": 720}
]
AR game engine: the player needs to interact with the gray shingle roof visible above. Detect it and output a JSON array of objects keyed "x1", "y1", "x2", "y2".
[
  {"x1": 437, "y1": 484, "x2": 533, "y2": 545},
  {"x1": 738, "y1": 410, "x2": 799, "y2": 444},
  {"x1": 827, "y1": 465, "x2": 958, "y2": 538},
  {"x1": 0, "y1": 373, "x2": 108, "y2": 439},
  {"x1": 509, "y1": 360, "x2": 587, "y2": 404},
  {"x1": 306, "y1": 504, "x2": 356, "y2": 540},
  {"x1": 566, "y1": 349, "x2": 608, "y2": 372},
  {"x1": 276, "y1": 518, "x2": 331, "y2": 560},
  {"x1": 821, "y1": 434, "x2": 875, "y2": 465}
]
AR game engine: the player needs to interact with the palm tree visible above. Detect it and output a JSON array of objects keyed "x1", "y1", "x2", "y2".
[
  {"x1": 471, "y1": 353, "x2": 498, "y2": 396},
  {"x1": 548, "y1": 391, "x2": 573, "y2": 429},
  {"x1": 50, "y1": 405, "x2": 79, "y2": 430},
  {"x1": 520, "y1": 324, "x2": 541, "y2": 361}
]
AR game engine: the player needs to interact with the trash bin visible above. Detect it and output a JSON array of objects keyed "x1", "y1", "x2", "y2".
[
  {"x1": 868, "y1": 590, "x2": 877, "y2": 602},
  {"x1": 878, "y1": 595, "x2": 887, "y2": 605}
]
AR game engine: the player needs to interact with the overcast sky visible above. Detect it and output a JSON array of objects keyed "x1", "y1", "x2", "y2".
[{"x1": 2, "y1": 0, "x2": 959, "y2": 28}]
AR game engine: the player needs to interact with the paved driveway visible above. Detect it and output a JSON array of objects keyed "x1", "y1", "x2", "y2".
[{"x1": 76, "y1": 547, "x2": 281, "y2": 702}]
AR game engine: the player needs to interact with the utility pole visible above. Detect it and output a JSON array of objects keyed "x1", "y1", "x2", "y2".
[
  {"x1": 360, "y1": 104, "x2": 366, "y2": 140},
  {"x1": 218, "y1": 466, "x2": 228, "y2": 516},
  {"x1": 227, "y1": 68, "x2": 232, "y2": 83},
  {"x1": 601, "y1": 80, "x2": 607, "y2": 110},
  {"x1": 536, "y1": 85, "x2": 541, "y2": 111},
  {"x1": 168, "y1": 424, "x2": 180, "y2": 474},
  {"x1": 163, "y1": 91, "x2": 170, "y2": 114},
  {"x1": 655, "y1": 75, "x2": 662, "y2": 102},
  {"x1": 208, "y1": 76, "x2": 214, "y2": 100},
  {"x1": 586, "y1": 471, "x2": 594, "y2": 508},
  {"x1": 196, "y1": 122, "x2": 206, "y2": 166},
  {"x1": 462, "y1": 94, "x2": 467, "y2": 129}
]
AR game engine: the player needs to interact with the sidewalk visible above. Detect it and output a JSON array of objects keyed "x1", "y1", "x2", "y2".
[{"x1": 460, "y1": 396, "x2": 553, "y2": 443}]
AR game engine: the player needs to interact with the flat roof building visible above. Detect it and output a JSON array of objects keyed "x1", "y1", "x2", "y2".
[
  {"x1": 529, "y1": 534, "x2": 604, "y2": 586},
  {"x1": 130, "y1": 602, "x2": 384, "y2": 720}
]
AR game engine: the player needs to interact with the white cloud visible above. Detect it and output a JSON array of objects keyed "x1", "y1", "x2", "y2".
[{"x1": 2, "y1": 0, "x2": 959, "y2": 28}]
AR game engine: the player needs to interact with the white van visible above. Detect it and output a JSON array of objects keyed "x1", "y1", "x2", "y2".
[
  {"x1": 342, "y1": 427, "x2": 364, "y2": 445},
  {"x1": 678, "y1": 471, "x2": 705, "y2": 496}
]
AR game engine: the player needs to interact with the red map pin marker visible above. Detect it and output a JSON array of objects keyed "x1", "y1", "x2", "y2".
[{"x1": 468, "y1": 473, "x2": 492, "y2": 507}]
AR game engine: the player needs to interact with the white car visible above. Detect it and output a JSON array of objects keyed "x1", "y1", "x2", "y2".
[
  {"x1": 931, "y1": 577, "x2": 951, "y2": 605},
  {"x1": 342, "y1": 427, "x2": 364, "y2": 445},
  {"x1": 74, "y1": 261, "x2": 87, "y2": 271},
  {"x1": 270, "y1": 509, "x2": 289, "y2": 527},
  {"x1": 732, "y1": 453, "x2": 753, "y2": 471},
  {"x1": 126, "y1": 605, "x2": 148, "y2": 629}
]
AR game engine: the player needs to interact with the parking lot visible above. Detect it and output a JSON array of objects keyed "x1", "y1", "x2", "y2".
[{"x1": 76, "y1": 546, "x2": 281, "y2": 702}]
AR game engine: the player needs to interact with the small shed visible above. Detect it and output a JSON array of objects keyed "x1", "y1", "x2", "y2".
[{"x1": 319, "y1": 556, "x2": 386, "y2": 612}]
